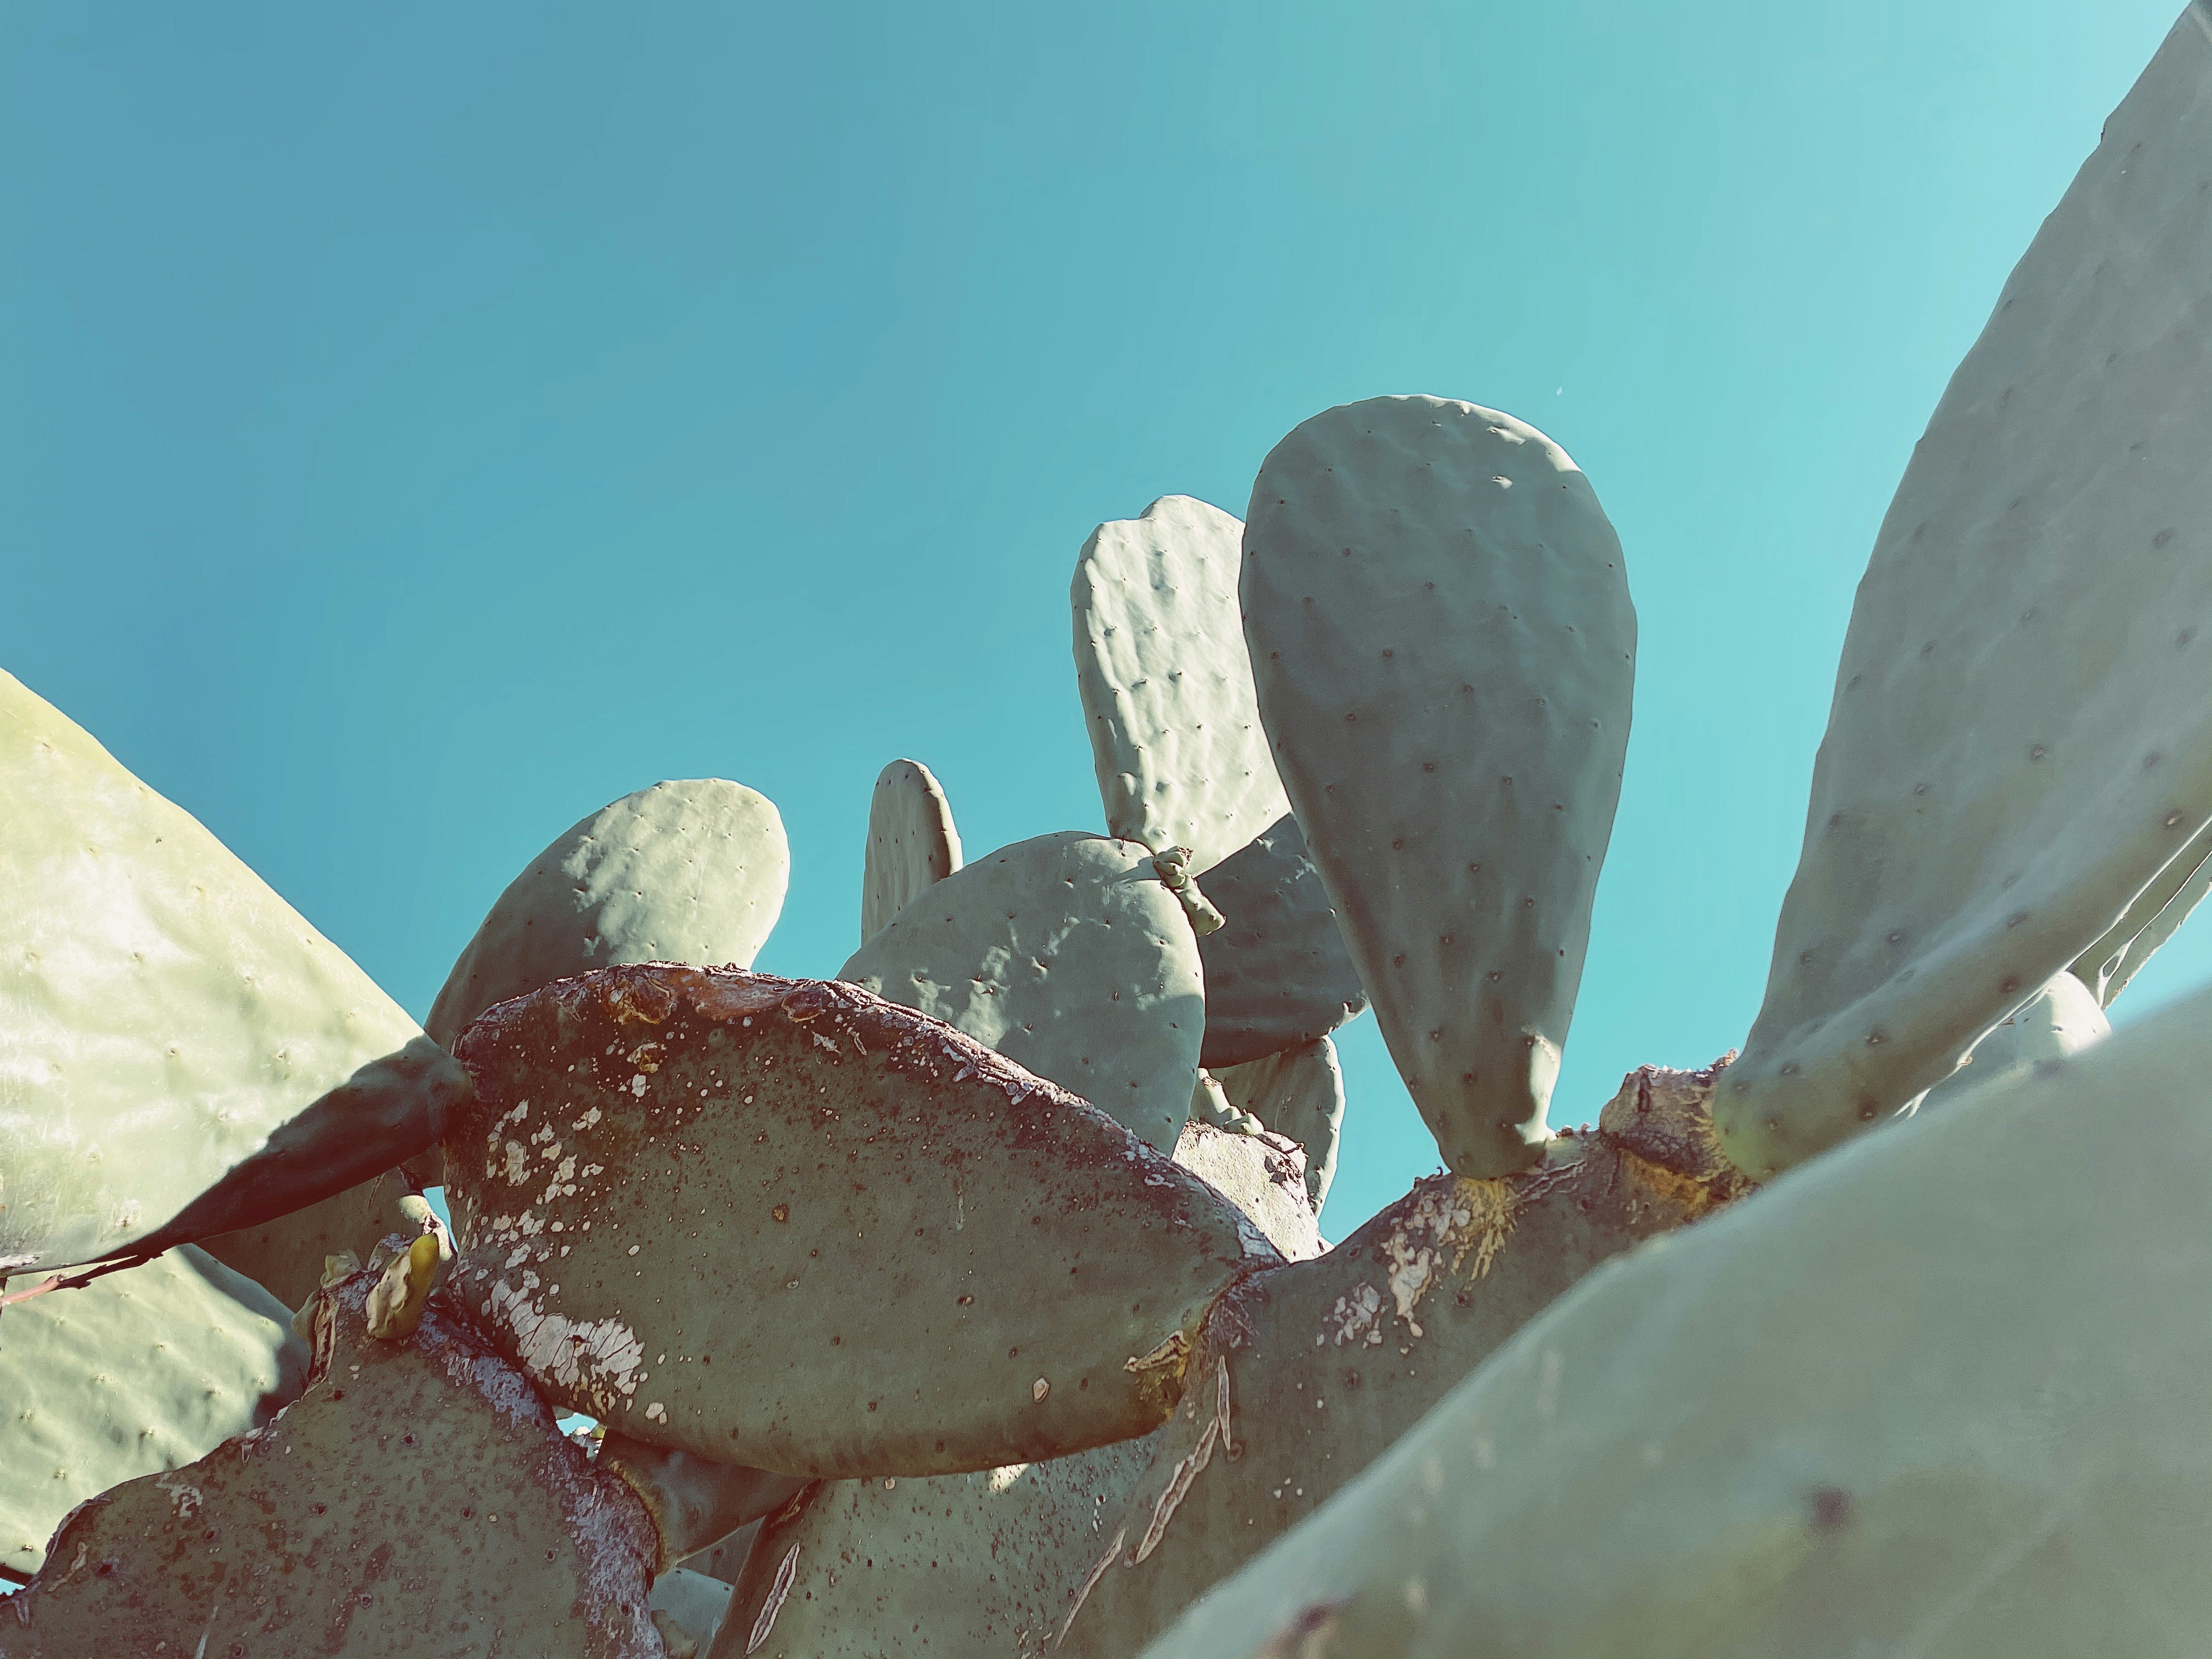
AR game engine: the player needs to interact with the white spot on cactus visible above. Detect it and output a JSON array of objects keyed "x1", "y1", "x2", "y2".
[{"x1": 630, "y1": 1073, "x2": 650, "y2": 1097}]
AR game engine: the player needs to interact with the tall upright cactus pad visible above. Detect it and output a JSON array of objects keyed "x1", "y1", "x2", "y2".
[
  {"x1": 1073, "y1": 495, "x2": 1291, "y2": 876},
  {"x1": 859, "y1": 758, "x2": 962, "y2": 944},
  {"x1": 1063, "y1": 1075, "x2": 1734, "y2": 1659},
  {"x1": 1714, "y1": 12, "x2": 2212, "y2": 1177},
  {"x1": 1136, "y1": 981, "x2": 2212, "y2": 1659},
  {"x1": 0, "y1": 669, "x2": 466, "y2": 1273},
  {"x1": 1194, "y1": 814, "x2": 1367, "y2": 1069},
  {"x1": 444, "y1": 966, "x2": 1266, "y2": 1478},
  {"x1": 1243, "y1": 397, "x2": 1636, "y2": 1177},
  {"x1": 840, "y1": 832, "x2": 1205, "y2": 1153},
  {"x1": 426, "y1": 778, "x2": 789, "y2": 1049},
  {"x1": 196, "y1": 1165, "x2": 415, "y2": 1310},
  {"x1": 1214, "y1": 1035, "x2": 1346, "y2": 1212},
  {"x1": 4, "y1": 1264, "x2": 663, "y2": 1657},
  {"x1": 0, "y1": 1246, "x2": 308, "y2": 1579}
]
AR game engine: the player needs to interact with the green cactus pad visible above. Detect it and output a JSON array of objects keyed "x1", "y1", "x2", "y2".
[
  {"x1": 681, "y1": 1518, "x2": 764, "y2": 1583},
  {"x1": 195, "y1": 1166, "x2": 415, "y2": 1310},
  {"x1": 840, "y1": 831, "x2": 1205, "y2": 1153},
  {"x1": 1073, "y1": 495, "x2": 1292, "y2": 876},
  {"x1": 1915, "y1": 970, "x2": 2108, "y2": 1113},
  {"x1": 1194, "y1": 814, "x2": 1368, "y2": 1069},
  {"x1": 0, "y1": 669, "x2": 465, "y2": 1274},
  {"x1": 443, "y1": 965, "x2": 1264, "y2": 1479},
  {"x1": 1714, "y1": 16, "x2": 2212, "y2": 1178},
  {"x1": 1063, "y1": 1073, "x2": 1732, "y2": 1659},
  {"x1": 702, "y1": 1104, "x2": 1321, "y2": 1657},
  {"x1": 426, "y1": 777, "x2": 789, "y2": 1050},
  {"x1": 597, "y1": 1432, "x2": 809, "y2": 1571},
  {"x1": 1214, "y1": 1036, "x2": 1345, "y2": 1212},
  {"x1": 2071, "y1": 817, "x2": 2212, "y2": 1006},
  {"x1": 859, "y1": 758, "x2": 962, "y2": 944},
  {"x1": 1242, "y1": 397, "x2": 1636, "y2": 1178},
  {"x1": 0, "y1": 1245, "x2": 307, "y2": 1580},
  {"x1": 4, "y1": 1263, "x2": 662, "y2": 1656},
  {"x1": 651, "y1": 1566, "x2": 734, "y2": 1656},
  {"x1": 1136, "y1": 975, "x2": 2212, "y2": 1659}
]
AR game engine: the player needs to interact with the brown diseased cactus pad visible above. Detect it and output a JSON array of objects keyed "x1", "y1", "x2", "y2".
[
  {"x1": 4, "y1": 1263, "x2": 661, "y2": 1657},
  {"x1": 443, "y1": 966, "x2": 1268, "y2": 1480}
]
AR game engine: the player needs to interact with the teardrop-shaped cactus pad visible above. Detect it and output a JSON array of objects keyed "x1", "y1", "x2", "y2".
[
  {"x1": 0, "y1": 669, "x2": 466, "y2": 1274},
  {"x1": 1215, "y1": 1036, "x2": 1346, "y2": 1212},
  {"x1": 860, "y1": 758, "x2": 962, "y2": 944},
  {"x1": 1243, "y1": 397, "x2": 1636, "y2": 1177},
  {"x1": 1714, "y1": 16, "x2": 2212, "y2": 1178},
  {"x1": 426, "y1": 778, "x2": 789, "y2": 1049},
  {"x1": 444, "y1": 966, "x2": 1262, "y2": 1479},
  {"x1": 1063, "y1": 1067, "x2": 1735, "y2": 1659},
  {"x1": 5, "y1": 1263, "x2": 662, "y2": 1657},
  {"x1": 1074, "y1": 495, "x2": 1291, "y2": 876},
  {"x1": 0, "y1": 1245, "x2": 308, "y2": 1581},
  {"x1": 196, "y1": 1166, "x2": 416, "y2": 1310},
  {"x1": 704, "y1": 1097, "x2": 1325, "y2": 1657},
  {"x1": 1137, "y1": 976, "x2": 2212, "y2": 1659},
  {"x1": 840, "y1": 832, "x2": 1205, "y2": 1153},
  {"x1": 1195, "y1": 814, "x2": 1367, "y2": 1069}
]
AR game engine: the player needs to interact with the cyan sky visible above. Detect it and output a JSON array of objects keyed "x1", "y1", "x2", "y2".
[{"x1": 2, "y1": 1, "x2": 2189, "y2": 1230}]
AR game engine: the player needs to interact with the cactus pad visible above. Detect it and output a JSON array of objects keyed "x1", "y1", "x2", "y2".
[
  {"x1": 1214, "y1": 1036, "x2": 1345, "y2": 1212},
  {"x1": 4, "y1": 1262, "x2": 662, "y2": 1656},
  {"x1": 196, "y1": 1166, "x2": 416, "y2": 1310},
  {"x1": 860, "y1": 758, "x2": 962, "y2": 944},
  {"x1": 0, "y1": 1245, "x2": 308, "y2": 1580},
  {"x1": 426, "y1": 777, "x2": 789, "y2": 1049},
  {"x1": 1242, "y1": 396, "x2": 1636, "y2": 1177},
  {"x1": 1714, "y1": 14, "x2": 2212, "y2": 1176},
  {"x1": 1073, "y1": 495, "x2": 1291, "y2": 875},
  {"x1": 0, "y1": 669, "x2": 465, "y2": 1273},
  {"x1": 443, "y1": 964, "x2": 1263, "y2": 1478},
  {"x1": 840, "y1": 831, "x2": 1205, "y2": 1153},
  {"x1": 597, "y1": 1432, "x2": 809, "y2": 1572},
  {"x1": 1915, "y1": 970, "x2": 2108, "y2": 1113},
  {"x1": 1193, "y1": 814, "x2": 1368, "y2": 1069},
  {"x1": 2072, "y1": 819, "x2": 2212, "y2": 1006},
  {"x1": 1135, "y1": 977, "x2": 2212, "y2": 1659}
]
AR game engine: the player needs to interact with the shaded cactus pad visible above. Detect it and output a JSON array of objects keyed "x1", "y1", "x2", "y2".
[
  {"x1": 5, "y1": 1263, "x2": 662, "y2": 1657},
  {"x1": 443, "y1": 965, "x2": 1267, "y2": 1479},
  {"x1": 1193, "y1": 814, "x2": 1367, "y2": 1070}
]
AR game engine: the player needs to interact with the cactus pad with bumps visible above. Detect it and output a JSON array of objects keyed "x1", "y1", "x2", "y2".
[
  {"x1": 1714, "y1": 14, "x2": 2212, "y2": 1177},
  {"x1": 1073, "y1": 495, "x2": 1291, "y2": 875},
  {"x1": 840, "y1": 831, "x2": 1205, "y2": 1153},
  {"x1": 1194, "y1": 814, "x2": 1367, "y2": 1069},
  {"x1": 1214, "y1": 1035, "x2": 1345, "y2": 1212},
  {"x1": 0, "y1": 669, "x2": 466, "y2": 1273},
  {"x1": 1242, "y1": 396, "x2": 1636, "y2": 1178},
  {"x1": 860, "y1": 758, "x2": 963, "y2": 944},
  {"x1": 443, "y1": 965, "x2": 1265, "y2": 1479},
  {"x1": 426, "y1": 778, "x2": 789, "y2": 1050}
]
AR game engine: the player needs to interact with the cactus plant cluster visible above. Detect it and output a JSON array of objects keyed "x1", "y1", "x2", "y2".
[{"x1": 5, "y1": 10, "x2": 2212, "y2": 1652}]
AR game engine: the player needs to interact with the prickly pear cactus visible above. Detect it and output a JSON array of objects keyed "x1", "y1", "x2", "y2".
[
  {"x1": 1137, "y1": 981, "x2": 2212, "y2": 1659},
  {"x1": 1073, "y1": 495, "x2": 1291, "y2": 875},
  {"x1": 1242, "y1": 396, "x2": 1637, "y2": 1178},
  {"x1": 1193, "y1": 814, "x2": 1367, "y2": 1069},
  {"x1": 860, "y1": 757, "x2": 963, "y2": 944},
  {"x1": 0, "y1": 1245, "x2": 307, "y2": 1581},
  {"x1": 1914, "y1": 970, "x2": 2108, "y2": 1112},
  {"x1": 1213, "y1": 1035, "x2": 1345, "y2": 1211},
  {"x1": 840, "y1": 831, "x2": 1205, "y2": 1152},
  {"x1": 2072, "y1": 817, "x2": 2212, "y2": 1005},
  {"x1": 443, "y1": 965, "x2": 1264, "y2": 1477},
  {"x1": 426, "y1": 777, "x2": 790, "y2": 1049},
  {"x1": 0, "y1": 669, "x2": 467, "y2": 1274},
  {"x1": 1713, "y1": 7, "x2": 2212, "y2": 1178},
  {"x1": 196, "y1": 1165, "x2": 415, "y2": 1310},
  {"x1": 596, "y1": 1432, "x2": 808, "y2": 1571},
  {"x1": 1062, "y1": 1068, "x2": 1736, "y2": 1658},
  {"x1": 5, "y1": 1261, "x2": 663, "y2": 1656},
  {"x1": 651, "y1": 1566, "x2": 735, "y2": 1656}
]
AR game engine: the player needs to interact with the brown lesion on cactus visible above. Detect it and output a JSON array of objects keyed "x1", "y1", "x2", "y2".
[{"x1": 1594, "y1": 1053, "x2": 1752, "y2": 1218}]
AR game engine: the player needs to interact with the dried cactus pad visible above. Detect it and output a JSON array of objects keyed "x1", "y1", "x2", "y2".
[
  {"x1": 444, "y1": 965, "x2": 1263, "y2": 1479},
  {"x1": 1714, "y1": 14, "x2": 2212, "y2": 1177},
  {"x1": 0, "y1": 669, "x2": 465, "y2": 1273},
  {"x1": 860, "y1": 758, "x2": 962, "y2": 944},
  {"x1": 840, "y1": 831, "x2": 1205, "y2": 1153},
  {"x1": 5, "y1": 1266, "x2": 662, "y2": 1657},
  {"x1": 1073, "y1": 495, "x2": 1291, "y2": 876},
  {"x1": 1243, "y1": 396, "x2": 1636, "y2": 1178},
  {"x1": 0, "y1": 1245, "x2": 307, "y2": 1580},
  {"x1": 1214, "y1": 1036, "x2": 1345, "y2": 1212},
  {"x1": 1194, "y1": 814, "x2": 1367, "y2": 1069},
  {"x1": 1138, "y1": 979, "x2": 2212, "y2": 1659},
  {"x1": 426, "y1": 778, "x2": 789, "y2": 1050}
]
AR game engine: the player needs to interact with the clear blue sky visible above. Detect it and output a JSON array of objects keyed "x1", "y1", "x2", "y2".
[{"x1": 2, "y1": 1, "x2": 2190, "y2": 1233}]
